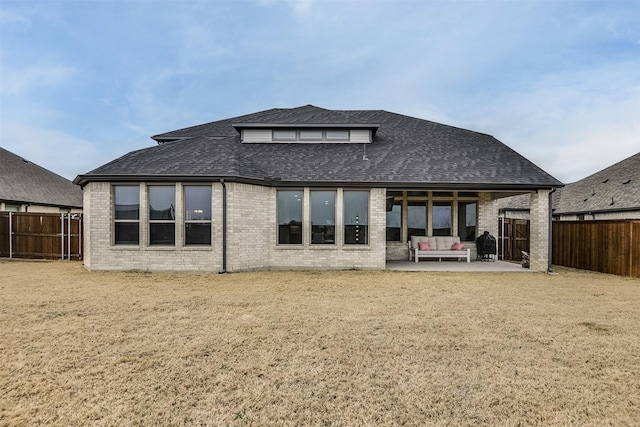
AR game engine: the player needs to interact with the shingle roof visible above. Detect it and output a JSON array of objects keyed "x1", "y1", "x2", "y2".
[
  {"x1": 554, "y1": 152, "x2": 640, "y2": 214},
  {"x1": 1, "y1": 147, "x2": 83, "y2": 208},
  {"x1": 76, "y1": 105, "x2": 562, "y2": 189},
  {"x1": 497, "y1": 152, "x2": 640, "y2": 215}
]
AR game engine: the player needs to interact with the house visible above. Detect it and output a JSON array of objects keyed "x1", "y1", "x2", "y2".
[
  {"x1": 499, "y1": 152, "x2": 640, "y2": 221},
  {"x1": 1, "y1": 147, "x2": 83, "y2": 213},
  {"x1": 553, "y1": 152, "x2": 639, "y2": 220},
  {"x1": 73, "y1": 105, "x2": 562, "y2": 272}
]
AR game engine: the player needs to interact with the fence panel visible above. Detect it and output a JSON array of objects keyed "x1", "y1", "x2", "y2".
[
  {"x1": 552, "y1": 220, "x2": 639, "y2": 277},
  {"x1": 0, "y1": 212, "x2": 82, "y2": 260}
]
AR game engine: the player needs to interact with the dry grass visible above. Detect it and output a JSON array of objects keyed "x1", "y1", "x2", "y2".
[{"x1": 1, "y1": 260, "x2": 639, "y2": 426}]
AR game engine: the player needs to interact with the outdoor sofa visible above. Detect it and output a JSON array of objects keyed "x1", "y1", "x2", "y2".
[{"x1": 408, "y1": 236, "x2": 471, "y2": 263}]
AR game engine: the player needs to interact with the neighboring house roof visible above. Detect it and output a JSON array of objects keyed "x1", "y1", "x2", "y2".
[
  {"x1": 0, "y1": 147, "x2": 83, "y2": 208},
  {"x1": 75, "y1": 105, "x2": 562, "y2": 189},
  {"x1": 498, "y1": 152, "x2": 640, "y2": 215},
  {"x1": 554, "y1": 152, "x2": 640, "y2": 215}
]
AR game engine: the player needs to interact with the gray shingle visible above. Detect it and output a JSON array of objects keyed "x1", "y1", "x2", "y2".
[
  {"x1": 77, "y1": 105, "x2": 562, "y2": 189},
  {"x1": 1, "y1": 147, "x2": 83, "y2": 208},
  {"x1": 554, "y1": 152, "x2": 640, "y2": 214}
]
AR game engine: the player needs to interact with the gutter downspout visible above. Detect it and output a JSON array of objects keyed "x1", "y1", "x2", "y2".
[
  {"x1": 220, "y1": 179, "x2": 227, "y2": 274},
  {"x1": 548, "y1": 188, "x2": 557, "y2": 273}
]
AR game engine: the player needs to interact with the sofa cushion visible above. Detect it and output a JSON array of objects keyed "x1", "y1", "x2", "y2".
[
  {"x1": 418, "y1": 241, "x2": 431, "y2": 251},
  {"x1": 411, "y1": 235, "x2": 461, "y2": 250},
  {"x1": 410, "y1": 235, "x2": 430, "y2": 249},
  {"x1": 451, "y1": 242, "x2": 464, "y2": 251}
]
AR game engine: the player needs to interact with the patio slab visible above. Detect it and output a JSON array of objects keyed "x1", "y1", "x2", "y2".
[{"x1": 386, "y1": 259, "x2": 533, "y2": 272}]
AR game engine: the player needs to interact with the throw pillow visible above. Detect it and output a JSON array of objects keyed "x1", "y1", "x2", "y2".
[
  {"x1": 418, "y1": 242, "x2": 430, "y2": 251},
  {"x1": 451, "y1": 242, "x2": 464, "y2": 251}
]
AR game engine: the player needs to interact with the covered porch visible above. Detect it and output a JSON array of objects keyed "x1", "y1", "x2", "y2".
[{"x1": 384, "y1": 189, "x2": 552, "y2": 272}]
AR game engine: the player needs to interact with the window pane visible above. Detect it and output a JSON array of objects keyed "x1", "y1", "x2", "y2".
[
  {"x1": 344, "y1": 191, "x2": 369, "y2": 245},
  {"x1": 150, "y1": 223, "x2": 175, "y2": 245},
  {"x1": 185, "y1": 223, "x2": 211, "y2": 245},
  {"x1": 326, "y1": 130, "x2": 349, "y2": 140},
  {"x1": 407, "y1": 191, "x2": 428, "y2": 197},
  {"x1": 115, "y1": 223, "x2": 139, "y2": 245},
  {"x1": 311, "y1": 191, "x2": 335, "y2": 244},
  {"x1": 433, "y1": 202, "x2": 452, "y2": 236},
  {"x1": 433, "y1": 192, "x2": 453, "y2": 198},
  {"x1": 300, "y1": 130, "x2": 323, "y2": 140},
  {"x1": 273, "y1": 130, "x2": 296, "y2": 140},
  {"x1": 185, "y1": 186, "x2": 211, "y2": 221},
  {"x1": 115, "y1": 186, "x2": 139, "y2": 220},
  {"x1": 278, "y1": 191, "x2": 303, "y2": 244},
  {"x1": 408, "y1": 201, "x2": 426, "y2": 238},
  {"x1": 458, "y1": 202, "x2": 477, "y2": 241},
  {"x1": 149, "y1": 186, "x2": 175, "y2": 220},
  {"x1": 386, "y1": 201, "x2": 402, "y2": 241}
]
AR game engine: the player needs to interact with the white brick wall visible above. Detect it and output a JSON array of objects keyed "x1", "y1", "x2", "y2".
[
  {"x1": 83, "y1": 182, "x2": 386, "y2": 272},
  {"x1": 268, "y1": 188, "x2": 386, "y2": 270},
  {"x1": 529, "y1": 190, "x2": 550, "y2": 272}
]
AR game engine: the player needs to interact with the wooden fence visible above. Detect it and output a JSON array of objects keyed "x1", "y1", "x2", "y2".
[
  {"x1": 0, "y1": 212, "x2": 82, "y2": 260},
  {"x1": 552, "y1": 220, "x2": 639, "y2": 278}
]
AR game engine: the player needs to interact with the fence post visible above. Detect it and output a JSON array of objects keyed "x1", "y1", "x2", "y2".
[
  {"x1": 61, "y1": 214, "x2": 64, "y2": 260},
  {"x1": 9, "y1": 212, "x2": 13, "y2": 258},
  {"x1": 67, "y1": 214, "x2": 71, "y2": 260}
]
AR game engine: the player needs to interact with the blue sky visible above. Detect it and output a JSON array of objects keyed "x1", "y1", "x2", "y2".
[{"x1": 1, "y1": 0, "x2": 639, "y2": 183}]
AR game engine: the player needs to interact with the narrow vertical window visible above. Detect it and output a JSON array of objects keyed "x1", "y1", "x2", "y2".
[
  {"x1": 114, "y1": 185, "x2": 139, "y2": 245},
  {"x1": 311, "y1": 191, "x2": 336, "y2": 244},
  {"x1": 457, "y1": 201, "x2": 477, "y2": 241},
  {"x1": 277, "y1": 190, "x2": 303, "y2": 244},
  {"x1": 408, "y1": 201, "x2": 427, "y2": 238},
  {"x1": 344, "y1": 191, "x2": 369, "y2": 245},
  {"x1": 386, "y1": 193, "x2": 402, "y2": 242},
  {"x1": 149, "y1": 186, "x2": 175, "y2": 245},
  {"x1": 433, "y1": 201, "x2": 452, "y2": 236},
  {"x1": 185, "y1": 186, "x2": 212, "y2": 245}
]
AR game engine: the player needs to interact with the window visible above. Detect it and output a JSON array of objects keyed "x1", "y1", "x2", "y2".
[
  {"x1": 4, "y1": 204, "x2": 20, "y2": 212},
  {"x1": 344, "y1": 191, "x2": 369, "y2": 245},
  {"x1": 325, "y1": 130, "x2": 349, "y2": 140},
  {"x1": 184, "y1": 186, "x2": 212, "y2": 245},
  {"x1": 311, "y1": 191, "x2": 336, "y2": 244},
  {"x1": 273, "y1": 130, "x2": 296, "y2": 140},
  {"x1": 149, "y1": 186, "x2": 175, "y2": 245},
  {"x1": 277, "y1": 190, "x2": 303, "y2": 244},
  {"x1": 408, "y1": 201, "x2": 427, "y2": 238},
  {"x1": 432, "y1": 202, "x2": 452, "y2": 236},
  {"x1": 300, "y1": 130, "x2": 323, "y2": 140},
  {"x1": 457, "y1": 201, "x2": 477, "y2": 241},
  {"x1": 114, "y1": 185, "x2": 139, "y2": 245},
  {"x1": 386, "y1": 193, "x2": 402, "y2": 241}
]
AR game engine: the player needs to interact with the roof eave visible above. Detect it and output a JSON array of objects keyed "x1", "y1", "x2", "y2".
[{"x1": 74, "y1": 174, "x2": 562, "y2": 191}]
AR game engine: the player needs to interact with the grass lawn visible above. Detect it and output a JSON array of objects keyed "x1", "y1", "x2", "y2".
[{"x1": 1, "y1": 260, "x2": 639, "y2": 426}]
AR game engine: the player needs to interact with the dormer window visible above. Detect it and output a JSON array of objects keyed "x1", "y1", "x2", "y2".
[
  {"x1": 270, "y1": 129, "x2": 352, "y2": 142},
  {"x1": 273, "y1": 130, "x2": 296, "y2": 140},
  {"x1": 325, "y1": 130, "x2": 349, "y2": 140},
  {"x1": 300, "y1": 130, "x2": 323, "y2": 140},
  {"x1": 235, "y1": 122, "x2": 378, "y2": 144}
]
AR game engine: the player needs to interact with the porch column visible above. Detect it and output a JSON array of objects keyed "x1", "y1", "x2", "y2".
[
  {"x1": 529, "y1": 189, "x2": 550, "y2": 272},
  {"x1": 477, "y1": 192, "x2": 499, "y2": 237}
]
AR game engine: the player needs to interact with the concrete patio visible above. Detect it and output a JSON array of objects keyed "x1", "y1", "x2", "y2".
[{"x1": 386, "y1": 259, "x2": 533, "y2": 272}]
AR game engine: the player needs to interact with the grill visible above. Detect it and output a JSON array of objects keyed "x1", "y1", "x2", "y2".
[{"x1": 476, "y1": 231, "x2": 497, "y2": 261}]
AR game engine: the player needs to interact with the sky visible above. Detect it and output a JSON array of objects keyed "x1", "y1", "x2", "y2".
[{"x1": 1, "y1": 0, "x2": 639, "y2": 184}]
